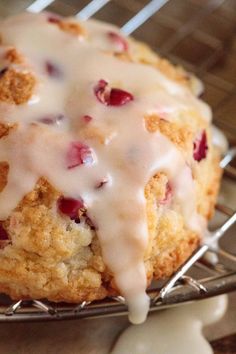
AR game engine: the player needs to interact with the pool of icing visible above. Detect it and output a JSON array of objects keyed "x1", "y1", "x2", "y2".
[{"x1": 111, "y1": 295, "x2": 228, "y2": 354}]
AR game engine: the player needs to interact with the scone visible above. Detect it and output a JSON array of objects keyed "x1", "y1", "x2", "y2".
[{"x1": 0, "y1": 12, "x2": 221, "y2": 323}]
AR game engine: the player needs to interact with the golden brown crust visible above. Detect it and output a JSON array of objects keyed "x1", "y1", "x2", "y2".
[
  {"x1": 0, "y1": 178, "x2": 108, "y2": 302},
  {"x1": 0, "y1": 161, "x2": 9, "y2": 192},
  {"x1": 0, "y1": 68, "x2": 36, "y2": 105},
  {"x1": 4, "y1": 48, "x2": 24, "y2": 64},
  {"x1": 130, "y1": 39, "x2": 192, "y2": 89},
  {"x1": 58, "y1": 21, "x2": 86, "y2": 37},
  {"x1": 50, "y1": 19, "x2": 86, "y2": 37},
  {"x1": 0, "y1": 147, "x2": 220, "y2": 302},
  {"x1": 155, "y1": 57, "x2": 191, "y2": 88},
  {"x1": 195, "y1": 149, "x2": 222, "y2": 219},
  {"x1": 145, "y1": 114, "x2": 193, "y2": 150},
  {"x1": 152, "y1": 233, "x2": 199, "y2": 279},
  {"x1": 0, "y1": 122, "x2": 16, "y2": 138}
]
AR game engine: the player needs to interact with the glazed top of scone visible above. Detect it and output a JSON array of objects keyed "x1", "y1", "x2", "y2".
[{"x1": 0, "y1": 12, "x2": 212, "y2": 323}]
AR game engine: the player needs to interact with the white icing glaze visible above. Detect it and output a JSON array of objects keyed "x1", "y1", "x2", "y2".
[
  {"x1": 112, "y1": 295, "x2": 228, "y2": 354},
  {"x1": 212, "y1": 125, "x2": 228, "y2": 154},
  {"x1": 190, "y1": 75, "x2": 205, "y2": 97},
  {"x1": 0, "y1": 13, "x2": 211, "y2": 323}
]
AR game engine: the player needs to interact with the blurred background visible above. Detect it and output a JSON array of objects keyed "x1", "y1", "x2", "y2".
[{"x1": 0, "y1": 0, "x2": 236, "y2": 144}]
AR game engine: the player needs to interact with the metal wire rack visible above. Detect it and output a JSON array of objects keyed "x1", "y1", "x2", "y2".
[{"x1": 0, "y1": 0, "x2": 236, "y2": 322}]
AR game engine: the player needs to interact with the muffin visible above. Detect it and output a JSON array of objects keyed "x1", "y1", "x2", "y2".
[{"x1": 0, "y1": 12, "x2": 221, "y2": 323}]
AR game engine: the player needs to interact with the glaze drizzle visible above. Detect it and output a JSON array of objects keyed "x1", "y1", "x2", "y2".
[{"x1": 0, "y1": 13, "x2": 211, "y2": 323}]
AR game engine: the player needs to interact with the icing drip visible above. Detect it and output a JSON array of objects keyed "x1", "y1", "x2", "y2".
[
  {"x1": 112, "y1": 295, "x2": 228, "y2": 354},
  {"x1": 0, "y1": 13, "x2": 210, "y2": 323}
]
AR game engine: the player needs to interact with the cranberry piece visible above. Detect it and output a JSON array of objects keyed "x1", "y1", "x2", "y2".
[
  {"x1": 94, "y1": 80, "x2": 110, "y2": 105},
  {"x1": 94, "y1": 80, "x2": 133, "y2": 106},
  {"x1": 66, "y1": 142, "x2": 94, "y2": 169},
  {"x1": 39, "y1": 117, "x2": 54, "y2": 125},
  {"x1": 58, "y1": 197, "x2": 84, "y2": 219},
  {"x1": 108, "y1": 31, "x2": 128, "y2": 52},
  {"x1": 38, "y1": 114, "x2": 64, "y2": 125},
  {"x1": 47, "y1": 12, "x2": 62, "y2": 23},
  {"x1": 193, "y1": 130, "x2": 208, "y2": 162},
  {"x1": 95, "y1": 178, "x2": 108, "y2": 189},
  {"x1": 109, "y1": 88, "x2": 133, "y2": 106},
  {"x1": 0, "y1": 224, "x2": 8, "y2": 241},
  {"x1": 160, "y1": 182, "x2": 172, "y2": 205},
  {"x1": 0, "y1": 68, "x2": 8, "y2": 78},
  {"x1": 45, "y1": 61, "x2": 62, "y2": 79},
  {"x1": 82, "y1": 115, "x2": 93, "y2": 123},
  {"x1": 48, "y1": 17, "x2": 60, "y2": 24}
]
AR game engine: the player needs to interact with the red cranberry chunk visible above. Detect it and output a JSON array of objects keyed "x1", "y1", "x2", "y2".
[
  {"x1": 82, "y1": 115, "x2": 93, "y2": 123},
  {"x1": 45, "y1": 61, "x2": 63, "y2": 79},
  {"x1": 193, "y1": 130, "x2": 208, "y2": 162},
  {"x1": 109, "y1": 88, "x2": 133, "y2": 106},
  {"x1": 0, "y1": 68, "x2": 8, "y2": 78},
  {"x1": 0, "y1": 224, "x2": 8, "y2": 241},
  {"x1": 95, "y1": 178, "x2": 108, "y2": 189},
  {"x1": 67, "y1": 142, "x2": 94, "y2": 169},
  {"x1": 39, "y1": 117, "x2": 54, "y2": 125},
  {"x1": 94, "y1": 80, "x2": 133, "y2": 106},
  {"x1": 58, "y1": 197, "x2": 84, "y2": 219},
  {"x1": 48, "y1": 16, "x2": 60, "y2": 24},
  {"x1": 38, "y1": 114, "x2": 64, "y2": 125},
  {"x1": 94, "y1": 80, "x2": 109, "y2": 105},
  {"x1": 108, "y1": 31, "x2": 128, "y2": 52},
  {"x1": 160, "y1": 182, "x2": 172, "y2": 205}
]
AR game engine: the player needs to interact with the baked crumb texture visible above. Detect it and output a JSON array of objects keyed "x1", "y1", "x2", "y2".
[{"x1": 0, "y1": 16, "x2": 221, "y2": 303}]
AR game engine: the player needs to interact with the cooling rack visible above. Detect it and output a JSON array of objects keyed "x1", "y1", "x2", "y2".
[{"x1": 0, "y1": 0, "x2": 236, "y2": 322}]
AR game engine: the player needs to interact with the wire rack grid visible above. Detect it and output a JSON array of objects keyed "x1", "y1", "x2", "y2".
[{"x1": 0, "y1": 0, "x2": 236, "y2": 322}]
